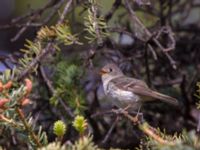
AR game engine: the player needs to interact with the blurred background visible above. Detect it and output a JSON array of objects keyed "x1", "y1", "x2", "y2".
[{"x1": 0, "y1": 0, "x2": 200, "y2": 149}]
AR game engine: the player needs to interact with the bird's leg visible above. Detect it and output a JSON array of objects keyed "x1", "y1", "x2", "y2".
[
  {"x1": 132, "y1": 106, "x2": 141, "y2": 123},
  {"x1": 123, "y1": 104, "x2": 132, "y2": 111},
  {"x1": 130, "y1": 106, "x2": 144, "y2": 123},
  {"x1": 113, "y1": 104, "x2": 131, "y2": 114},
  {"x1": 112, "y1": 105, "x2": 144, "y2": 124},
  {"x1": 121, "y1": 105, "x2": 142, "y2": 123}
]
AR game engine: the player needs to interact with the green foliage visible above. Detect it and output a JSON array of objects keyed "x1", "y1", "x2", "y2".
[
  {"x1": 195, "y1": 82, "x2": 200, "y2": 109},
  {"x1": 0, "y1": 70, "x2": 47, "y2": 148},
  {"x1": 0, "y1": 71, "x2": 26, "y2": 125},
  {"x1": 41, "y1": 115, "x2": 98, "y2": 149},
  {"x1": 38, "y1": 135, "x2": 97, "y2": 150},
  {"x1": 50, "y1": 59, "x2": 85, "y2": 115},
  {"x1": 5, "y1": 1, "x2": 197, "y2": 150},
  {"x1": 54, "y1": 24, "x2": 82, "y2": 45},
  {"x1": 17, "y1": 23, "x2": 81, "y2": 78},
  {"x1": 138, "y1": 128, "x2": 200, "y2": 150},
  {"x1": 37, "y1": 23, "x2": 81, "y2": 46},
  {"x1": 38, "y1": 142, "x2": 67, "y2": 150},
  {"x1": 53, "y1": 120, "x2": 67, "y2": 137},
  {"x1": 37, "y1": 26, "x2": 57, "y2": 40},
  {"x1": 84, "y1": 0, "x2": 109, "y2": 44},
  {"x1": 0, "y1": 69, "x2": 15, "y2": 83},
  {"x1": 29, "y1": 125, "x2": 48, "y2": 147},
  {"x1": 72, "y1": 115, "x2": 87, "y2": 134},
  {"x1": 39, "y1": 135, "x2": 122, "y2": 150},
  {"x1": 56, "y1": 63, "x2": 80, "y2": 86},
  {"x1": 17, "y1": 40, "x2": 43, "y2": 75},
  {"x1": 70, "y1": 135, "x2": 99, "y2": 150}
]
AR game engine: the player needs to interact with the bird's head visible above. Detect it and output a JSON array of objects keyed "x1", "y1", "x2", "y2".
[{"x1": 100, "y1": 63, "x2": 123, "y2": 80}]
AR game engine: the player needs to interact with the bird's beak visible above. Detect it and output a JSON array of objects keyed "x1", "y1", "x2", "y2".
[{"x1": 99, "y1": 69, "x2": 108, "y2": 75}]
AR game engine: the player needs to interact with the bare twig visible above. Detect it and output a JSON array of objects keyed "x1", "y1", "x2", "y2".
[
  {"x1": 91, "y1": 2, "x2": 102, "y2": 43},
  {"x1": 0, "y1": 23, "x2": 42, "y2": 29},
  {"x1": 41, "y1": 0, "x2": 66, "y2": 25},
  {"x1": 155, "y1": 26, "x2": 176, "y2": 52},
  {"x1": 39, "y1": 66, "x2": 74, "y2": 118},
  {"x1": 114, "y1": 109, "x2": 175, "y2": 145},
  {"x1": 102, "y1": 117, "x2": 118, "y2": 144},
  {"x1": 0, "y1": 0, "x2": 66, "y2": 30},
  {"x1": 197, "y1": 114, "x2": 200, "y2": 132},
  {"x1": 58, "y1": 0, "x2": 73, "y2": 24},
  {"x1": 11, "y1": 0, "x2": 58, "y2": 24},
  {"x1": 3, "y1": 0, "x2": 66, "y2": 42},
  {"x1": 104, "y1": 0, "x2": 122, "y2": 21},
  {"x1": 124, "y1": 0, "x2": 177, "y2": 69},
  {"x1": 11, "y1": 19, "x2": 34, "y2": 42},
  {"x1": 92, "y1": 107, "x2": 176, "y2": 145},
  {"x1": 147, "y1": 44, "x2": 158, "y2": 60}
]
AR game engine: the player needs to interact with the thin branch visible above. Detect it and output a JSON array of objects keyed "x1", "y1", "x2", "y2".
[
  {"x1": 11, "y1": 19, "x2": 33, "y2": 42},
  {"x1": 58, "y1": 0, "x2": 73, "y2": 24},
  {"x1": 101, "y1": 117, "x2": 118, "y2": 144},
  {"x1": 0, "y1": 0, "x2": 66, "y2": 30},
  {"x1": 39, "y1": 66, "x2": 74, "y2": 118},
  {"x1": 16, "y1": 108, "x2": 42, "y2": 147},
  {"x1": 147, "y1": 44, "x2": 158, "y2": 60},
  {"x1": 93, "y1": 108, "x2": 176, "y2": 146},
  {"x1": 197, "y1": 114, "x2": 200, "y2": 132},
  {"x1": 104, "y1": 0, "x2": 122, "y2": 21},
  {"x1": 16, "y1": 0, "x2": 74, "y2": 81},
  {"x1": 113, "y1": 108, "x2": 176, "y2": 146},
  {"x1": 124, "y1": 0, "x2": 177, "y2": 69},
  {"x1": 41, "y1": 0, "x2": 66, "y2": 25},
  {"x1": 140, "y1": 122, "x2": 175, "y2": 146},
  {"x1": 12, "y1": 0, "x2": 59, "y2": 23},
  {"x1": 16, "y1": 42, "x2": 54, "y2": 81}
]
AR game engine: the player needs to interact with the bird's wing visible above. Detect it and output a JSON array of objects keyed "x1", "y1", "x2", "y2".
[
  {"x1": 111, "y1": 77, "x2": 178, "y2": 106},
  {"x1": 111, "y1": 76, "x2": 149, "y2": 89}
]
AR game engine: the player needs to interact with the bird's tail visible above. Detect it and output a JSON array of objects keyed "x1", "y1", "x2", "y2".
[{"x1": 152, "y1": 91, "x2": 179, "y2": 106}]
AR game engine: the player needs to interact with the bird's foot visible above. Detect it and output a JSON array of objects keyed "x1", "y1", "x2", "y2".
[
  {"x1": 112, "y1": 106, "x2": 144, "y2": 124},
  {"x1": 112, "y1": 105, "x2": 131, "y2": 114},
  {"x1": 131, "y1": 115, "x2": 139, "y2": 123},
  {"x1": 123, "y1": 104, "x2": 132, "y2": 111},
  {"x1": 128, "y1": 110, "x2": 144, "y2": 124}
]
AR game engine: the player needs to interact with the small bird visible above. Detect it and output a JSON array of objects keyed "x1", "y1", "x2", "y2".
[{"x1": 100, "y1": 63, "x2": 179, "y2": 110}]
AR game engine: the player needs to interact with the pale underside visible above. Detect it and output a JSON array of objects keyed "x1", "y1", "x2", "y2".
[
  {"x1": 105, "y1": 76, "x2": 145, "y2": 110},
  {"x1": 103, "y1": 75, "x2": 178, "y2": 110}
]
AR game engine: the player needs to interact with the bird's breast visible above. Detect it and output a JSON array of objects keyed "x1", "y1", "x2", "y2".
[
  {"x1": 107, "y1": 82, "x2": 140, "y2": 103},
  {"x1": 111, "y1": 88, "x2": 140, "y2": 102}
]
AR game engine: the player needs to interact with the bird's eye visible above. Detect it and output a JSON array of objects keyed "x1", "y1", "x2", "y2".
[{"x1": 109, "y1": 68, "x2": 112, "y2": 72}]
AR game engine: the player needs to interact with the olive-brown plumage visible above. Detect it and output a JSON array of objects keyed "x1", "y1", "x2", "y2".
[{"x1": 100, "y1": 63, "x2": 178, "y2": 109}]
